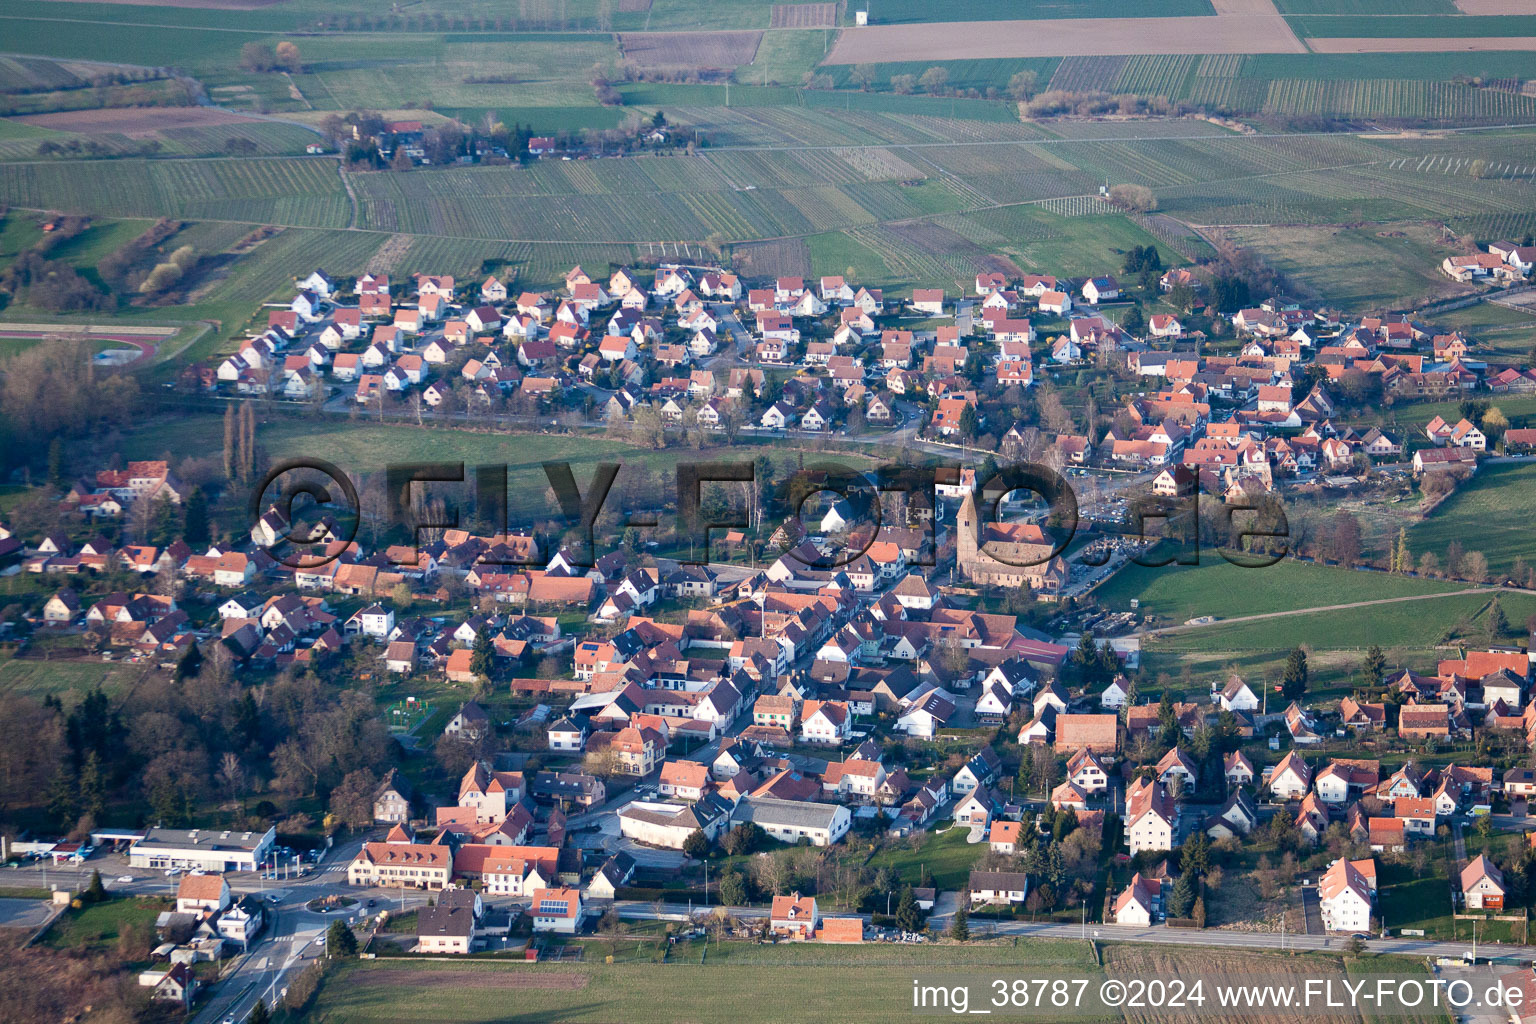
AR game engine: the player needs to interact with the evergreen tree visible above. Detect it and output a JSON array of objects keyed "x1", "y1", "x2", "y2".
[
  {"x1": 1363, "y1": 644, "x2": 1386, "y2": 686},
  {"x1": 682, "y1": 828, "x2": 710, "y2": 859},
  {"x1": 326, "y1": 919, "x2": 358, "y2": 956},
  {"x1": 184, "y1": 486, "x2": 210, "y2": 548},
  {"x1": 949, "y1": 904, "x2": 969, "y2": 942},
  {"x1": 1488, "y1": 599, "x2": 1510, "y2": 640},
  {"x1": 86, "y1": 869, "x2": 105, "y2": 902},
  {"x1": 1121, "y1": 303, "x2": 1146, "y2": 337},
  {"x1": 222, "y1": 404, "x2": 236, "y2": 481},
  {"x1": 469, "y1": 630, "x2": 494, "y2": 682},
  {"x1": 1391, "y1": 528, "x2": 1411, "y2": 575},
  {"x1": 1281, "y1": 647, "x2": 1309, "y2": 702},
  {"x1": 896, "y1": 885, "x2": 921, "y2": 931},
  {"x1": 47, "y1": 437, "x2": 65, "y2": 489},
  {"x1": 1120, "y1": 676, "x2": 1139, "y2": 723},
  {"x1": 1158, "y1": 689, "x2": 1177, "y2": 735},
  {"x1": 78, "y1": 751, "x2": 105, "y2": 821},
  {"x1": 1181, "y1": 831, "x2": 1210, "y2": 876},
  {"x1": 1166, "y1": 871, "x2": 1195, "y2": 918},
  {"x1": 247, "y1": 1000, "x2": 270, "y2": 1024}
]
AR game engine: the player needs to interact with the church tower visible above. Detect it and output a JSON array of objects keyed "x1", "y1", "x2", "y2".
[{"x1": 956, "y1": 488, "x2": 979, "y2": 571}]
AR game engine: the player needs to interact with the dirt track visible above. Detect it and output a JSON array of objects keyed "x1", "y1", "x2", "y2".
[
  {"x1": 823, "y1": 0, "x2": 1304, "y2": 62},
  {"x1": 363, "y1": 968, "x2": 589, "y2": 990},
  {"x1": 1307, "y1": 36, "x2": 1536, "y2": 53}
]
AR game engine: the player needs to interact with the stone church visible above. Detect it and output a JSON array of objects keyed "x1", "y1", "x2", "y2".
[{"x1": 955, "y1": 490, "x2": 1068, "y2": 597}]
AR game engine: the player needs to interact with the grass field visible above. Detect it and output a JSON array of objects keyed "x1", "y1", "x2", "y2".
[
  {"x1": 1092, "y1": 558, "x2": 1463, "y2": 624},
  {"x1": 0, "y1": 652, "x2": 143, "y2": 701},
  {"x1": 311, "y1": 940, "x2": 1105, "y2": 1024},
  {"x1": 1408, "y1": 461, "x2": 1536, "y2": 579},
  {"x1": 1217, "y1": 222, "x2": 1466, "y2": 311},
  {"x1": 308, "y1": 940, "x2": 1438, "y2": 1024},
  {"x1": 1150, "y1": 590, "x2": 1536, "y2": 654},
  {"x1": 864, "y1": 824, "x2": 984, "y2": 891}
]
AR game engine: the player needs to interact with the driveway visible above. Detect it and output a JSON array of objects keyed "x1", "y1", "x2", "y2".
[
  {"x1": 0, "y1": 897, "x2": 54, "y2": 930},
  {"x1": 1300, "y1": 886, "x2": 1325, "y2": 935}
]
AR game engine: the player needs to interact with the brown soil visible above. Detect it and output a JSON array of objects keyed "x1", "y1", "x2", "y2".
[
  {"x1": 17, "y1": 106, "x2": 262, "y2": 136},
  {"x1": 824, "y1": 0, "x2": 1303, "y2": 62},
  {"x1": 618, "y1": 31, "x2": 764, "y2": 68},
  {"x1": 772, "y1": 3, "x2": 838, "y2": 28},
  {"x1": 1455, "y1": 0, "x2": 1536, "y2": 12}
]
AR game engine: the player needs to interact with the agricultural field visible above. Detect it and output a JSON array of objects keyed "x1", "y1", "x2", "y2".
[
  {"x1": 309, "y1": 941, "x2": 1106, "y2": 1024},
  {"x1": 854, "y1": 0, "x2": 1218, "y2": 23},
  {"x1": 1287, "y1": 13, "x2": 1536, "y2": 37},
  {"x1": 1216, "y1": 223, "x2": 1466, "y2": 311},
  {"x1": 1408, "y1": 462, "x2": 1536, "y2": 580},
  {"x1": 0, "y1": 157, "x2": 350, "y2": 226},
  {"x1": 770, "y1": 3, "x2": 836, "y2": 29},
  {"x1": 618, "y1": 30, "x2": 762, "y2": 69},
  {"x1": 737, "y1": 29, "x2": 832, "y2": 87}
]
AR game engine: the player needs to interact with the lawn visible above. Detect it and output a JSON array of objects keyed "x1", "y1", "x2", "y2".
[
  {"x1": 1377, "y1": 854, "x2": 1454, "y2": 940},
  {"x1": 1092, "y1": 558, "x2": 1463, "y2": 625},
  {"x1": 45, "y1": 895, "x2": 171, "y2": 957},
  {"x1": 0, "y1": 652, "x2": 142, "y2": 702},
  {"x1": 310, "y1": 940, "x2": 1103, "y2": 1024},
  {"x1": 864, "y1": 823, "x2": 985, "y2": 891},
  {"x1": 1408, "y1": 461, "x2": 1536, "y2": 579}
]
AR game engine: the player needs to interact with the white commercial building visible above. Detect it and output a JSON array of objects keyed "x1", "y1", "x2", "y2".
[{"x1": 129, "y1": 827, "x2": 277, "y2": 873}]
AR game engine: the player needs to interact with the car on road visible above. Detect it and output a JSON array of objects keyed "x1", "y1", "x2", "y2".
[
  {"x1": 222, "y1": 1016, "x2": 236, "y2": 1024},
  {"x1": 116, "y1": 876, "x2": 133, "y2": 883},
  {"x1": 266, "y1": 894, "x2": 281, "y2": 903},
  {"x1": 366, "y1": 899, "x2": 377, "y2": 907}
]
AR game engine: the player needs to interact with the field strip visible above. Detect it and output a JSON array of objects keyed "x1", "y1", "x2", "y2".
[
  {"x1": 825, "y1": 0, "x2": 1303, "y2": 62},
  {"x1": 0, "y1": 322, "x2": 176, "y2": 336},
  {"x1": 1142, "y1": 585, "x2": 1528, "y2": 636},
  {"x1": 1456, "y1": 0, "x2": 1536, "y2": 12},
  {"x1": 0, "y1": 13, "x2": 268, "y2": 34},
  {"x1": 1309, "y1": 36, "x2": 1536, "y2": 53}
]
